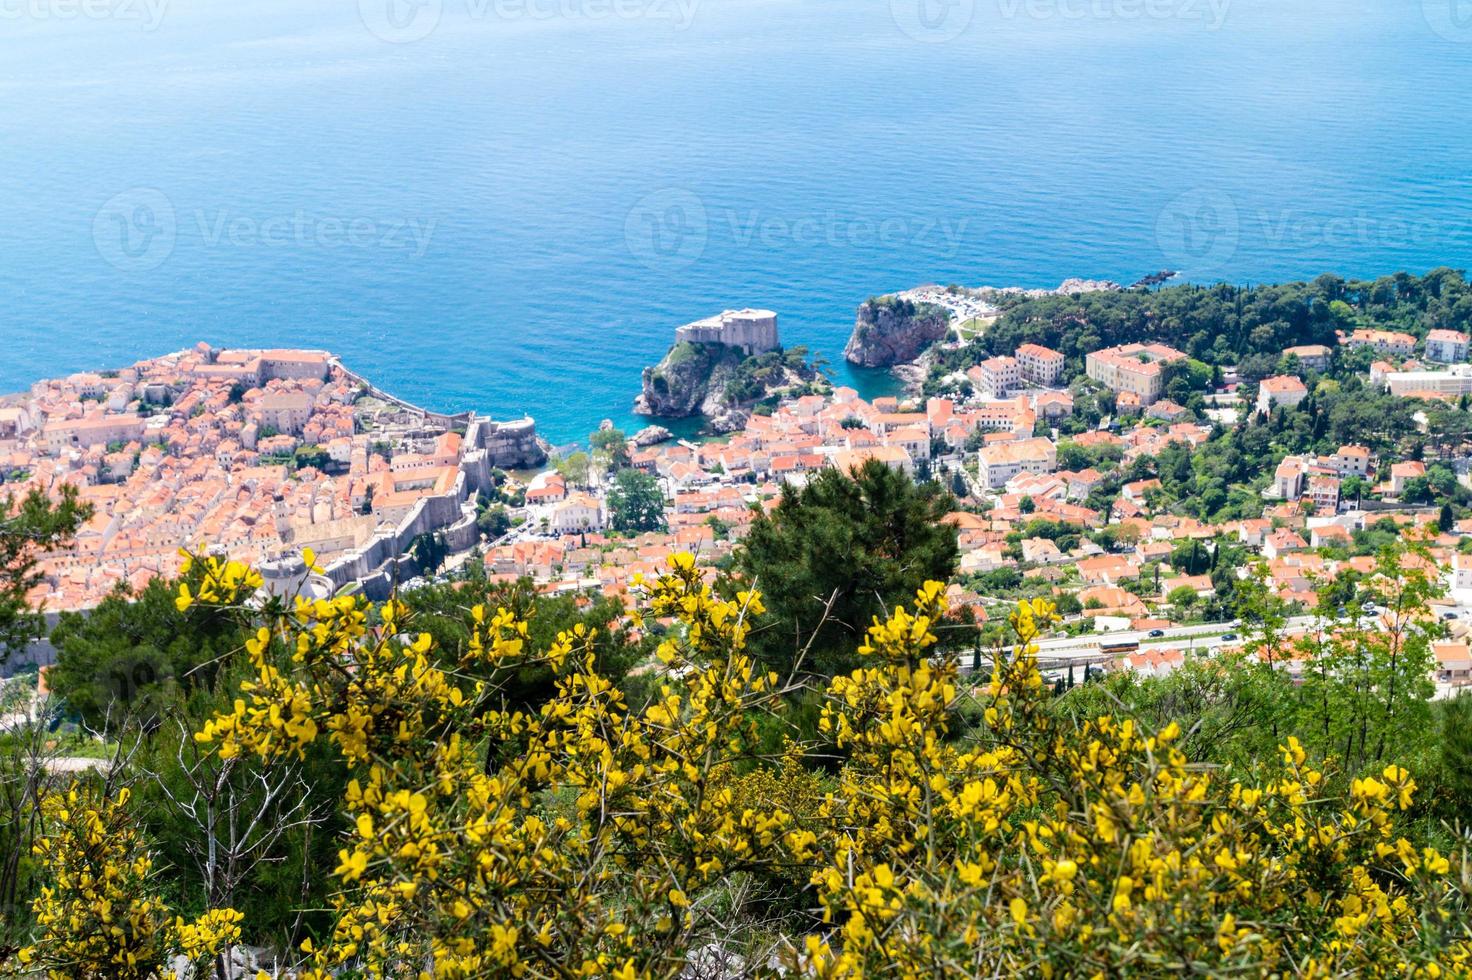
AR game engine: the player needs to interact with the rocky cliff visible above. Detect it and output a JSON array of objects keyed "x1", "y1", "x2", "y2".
[
  {"x1": 844, "y1": 296, "x2": 952, "y2": 367},
  {"x1": 636, "y1": 342, "x2": 744, "y2": 417},
  {"x1": 635, "y1": 341, "x2": 825, "y2": 432}
]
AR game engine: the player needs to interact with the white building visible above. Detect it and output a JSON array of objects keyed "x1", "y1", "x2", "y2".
[
  {"x1": 1385, "y1": 364, "x2": 1472, "y2": 398},
  {"x1": 1272, "y1": 457, "x2": 1305, "y2": 500},
  {"x1": 1425, "y1": 329, "x2": 1470, "y2": 364},
  {"x1": 1016, "y1": 343, "x2": 1065, "y2": 386},
  {"x1": 550, "y1": 492, "x2": 605, "y2": 534},
  {"x1": 1331, "y1": 444, "x2": 1372, "y2": 477},
  {"x1": 1256, "y1": 375, "x2": 1308, "y2": 415},
  {"x1": 977, "y1": 437, "x2": 1057, "y2": 488},
  {"x1": 971, "y1": 355, "x2": 1021, "y2": 397}
]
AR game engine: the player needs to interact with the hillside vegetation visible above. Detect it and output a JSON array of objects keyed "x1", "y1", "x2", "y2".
[{"x1": 3, "y1": 469, "x2": 1472, "y2": 976}]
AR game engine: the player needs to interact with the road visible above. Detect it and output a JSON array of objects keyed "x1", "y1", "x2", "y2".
[{"x1": 1010, "y1": 614, "x2": 1381, "y2": 668}]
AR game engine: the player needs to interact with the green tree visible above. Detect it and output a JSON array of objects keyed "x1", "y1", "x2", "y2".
[
  {"x1": 477, "y1": 503, "x2": 511, "y2": 540},
  {"x1": 607, "y1": 468, "x2": 666, "y2": 533},
  {"x1": 293, "y1": 445, "x2": 331, "y2": 471},
  {"x1": 1436, "y1": 695, "x2": 1472, "y2": 820},
  {"x1": 47, "y1": 575, "x2": 249, "y2": 732},
  {"x1": 400, "y1": 576, "x2": 650, "y2": 712},
  {"x1": 736, "y1": 459, "x2": 958, "y2": 676},
  {"x1": 1169, "y1": 539, "x2": 1211, "y2": 576},
  {"x1": 557, "y1": 451, "x2": 591, "y2": 488},
  {"x1": 589, "y1": 428, "x2": 632, "y2": 471},
  {"x1": 409, "y1": 531, "x2": 449, "y2": 575},
  {"x1": 0, "y1": 486, "x2": 90, "y2": 665},
  {"x1": 1167, "y1": 585, "x2": 1199, "y2": 612}
]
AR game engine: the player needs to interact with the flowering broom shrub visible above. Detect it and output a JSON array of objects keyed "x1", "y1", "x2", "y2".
[
  {"x1": 18, "y1": 786, "x2": 243, "y2": 979},
  {"x1": 12, "y1": 550, "x2": 1472, "y2": 977}
]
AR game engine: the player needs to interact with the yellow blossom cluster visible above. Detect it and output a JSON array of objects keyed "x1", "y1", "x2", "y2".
[
  {"x1": 189, "y1": 551, "x2": 792, "y2": 978},
  {"x1": 173, "y1": 550, "x2": 263, "y2": 613},
  {"x1": 18, "y1": 786, "x2": 243, "y2": 979},
  {"x1": 799, "y1": 594, "x2": 1472, "y2": 977}
]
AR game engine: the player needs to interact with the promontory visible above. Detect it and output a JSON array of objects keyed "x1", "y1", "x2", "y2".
[{"x1": 634, "y1": 309, "x2": 827, "y2": 432}]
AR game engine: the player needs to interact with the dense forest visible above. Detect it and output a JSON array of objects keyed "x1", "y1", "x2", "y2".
[{"x1": 928, "y1": 267, "x2": 1472, "y2": 386}]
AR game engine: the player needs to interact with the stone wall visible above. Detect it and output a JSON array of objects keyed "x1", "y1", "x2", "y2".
[
  {"x1": 3, "y1": 613, "x2": 60, "y2": 677},
  {"x1": 675, "y1": 309, "x2": 780, "y2": 356},
  {"x1": 478, "y1": 416, "x2": 547, "y2": 470},
  {"x1": 258, "y1": 411, "x2": 546, "y2": 602}
]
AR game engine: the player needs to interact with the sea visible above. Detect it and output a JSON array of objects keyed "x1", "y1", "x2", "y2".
[{"x1": 3, "y1": 0, "x2": 1472, "y2": 444}]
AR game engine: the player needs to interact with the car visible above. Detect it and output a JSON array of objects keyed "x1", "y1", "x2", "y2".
[
  {"x1": 1445, "y1": 611, "x2": 1460, "y2": 620},
  {"x1": 1147, "y1": 629, "x2": 1166, "y2": 638},
  {"x1": 1361, "y1": 602, "x2": 1377, "y2": 612},
  {"x1": 1220, "y1": 632, "x2": 1239, "y2": 642}
]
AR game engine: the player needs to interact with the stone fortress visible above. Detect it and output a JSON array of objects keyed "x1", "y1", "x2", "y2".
[
  {"x1": 261, "y1": 414, "x2": 532, "y2": 602},
  {"x1": 675, "y1": 309, "x2": 780, "y2": 355}
]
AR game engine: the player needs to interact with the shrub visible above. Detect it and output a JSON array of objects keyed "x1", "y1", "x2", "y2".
[{"x1": 9, "y1": 553, "x2": 1471, "y2": 977}]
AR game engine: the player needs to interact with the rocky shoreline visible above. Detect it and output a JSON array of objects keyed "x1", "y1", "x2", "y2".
[
  {"x1": 619, "y1": 274, "x2": 1175, "y2": 442},
  {"x1": 841, "y1": 272, "x2": 1178, "y2": 387}
]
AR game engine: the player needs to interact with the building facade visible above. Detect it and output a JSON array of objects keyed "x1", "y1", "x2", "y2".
[{"x1": 1084, "y1": 343, "x2": 1185, "y2": 406}]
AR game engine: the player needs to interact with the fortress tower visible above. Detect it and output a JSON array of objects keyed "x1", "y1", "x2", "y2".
[{"x1": 674, "y1": 309, "x2": 779, "y2": 356}]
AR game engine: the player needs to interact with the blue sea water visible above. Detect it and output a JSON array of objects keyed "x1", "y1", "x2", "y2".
[{"x1": 2, "y1": 0, "x2": 1472, "y2": 443}]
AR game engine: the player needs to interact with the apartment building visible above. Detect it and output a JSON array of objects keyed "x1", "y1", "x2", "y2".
[
  {"x1": 256, "y1": 391, "x2": 315, "y2": 435},
  {"x1": 1425, "y1": 328, "x2": 1470, "y2": 364},
  {"x1": 969, "y1": 355, "x2": 1021, "y2": 397},
  {"x1": 977, "y1": 436, "x2": 1057, "y2": 488},
  {"x1": 1343, "y1": 328, "x2": 1416, "y2": 357},
  {"x1": 1282, "y1": 344, "x2": 1331, "y2": 372},
  {"x1": 1015, "y1": 343, "x2": 1065, "y2": 385},
  {"x1": 43, "y1": 414, "x2": 146, "y2": 454},
  {"x1": 1256, "y1": 375, "x2": 1308, "y2": 415},
  {"x1": 1084, "y1": 343, "x2": 1185, "y2": 406},
  {"x1": 1272, "y1": 457, "x2": 1305, "y2": 500},
  {"x1": 1385, "y1": 364, "x2": 1472, "y2": 398},
  {"x1": 1331, "y1": 444, "x2": 1372, "y2": 477}
]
